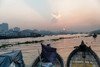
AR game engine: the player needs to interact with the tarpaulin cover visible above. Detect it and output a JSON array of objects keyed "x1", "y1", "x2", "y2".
[
  {"x1": 41, "y1": 44, "x2": 57, "y2": 63},
  {"x1": 0, "y1": 50, "x2": 25, "y2": 67}
]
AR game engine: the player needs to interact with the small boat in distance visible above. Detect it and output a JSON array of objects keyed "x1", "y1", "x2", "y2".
[
  {"x1": 92, "y1": 33, "x2": 97, "y2": 39},
  {"x1": 32, "y1": 44, "x2": 64, "y2": 67},
  {"x1": 66, "y1": 41, "x2": 100, "y2": 67}
]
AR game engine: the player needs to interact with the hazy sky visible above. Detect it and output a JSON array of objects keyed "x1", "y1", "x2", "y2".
[{"x1": 0, "y1": 0, "x2": 100, "y2": 32}]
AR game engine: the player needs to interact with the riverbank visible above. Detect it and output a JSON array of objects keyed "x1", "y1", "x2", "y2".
[{"x1": 0, "y1": 34, "x2": 43, "y2": 39}]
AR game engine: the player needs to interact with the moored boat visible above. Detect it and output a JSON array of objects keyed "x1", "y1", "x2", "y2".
[
  {"x1": 32, "y1": 44, "x2": 64, "y2": 67},
  {"x1": 0, "y1": 50, "x2": 25, "y2": 67},
  {"x1": 32, "y1": 53, "x2": 64, "y2": 67},
  {"x1": 66, "y1": 41, "x2": 100, "y2": 67}
]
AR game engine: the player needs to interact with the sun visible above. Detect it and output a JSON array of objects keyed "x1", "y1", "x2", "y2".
[
  {"x1": 51, "y1": 12, "x2": 61, "y2": 19},
  {"x1": 63, "y1": 28, "x2": 66, "y2": 31}
]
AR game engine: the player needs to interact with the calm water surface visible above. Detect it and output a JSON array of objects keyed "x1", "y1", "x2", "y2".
[{"x1": 0, "y1": 34, "x2": 100, "y2": 67}]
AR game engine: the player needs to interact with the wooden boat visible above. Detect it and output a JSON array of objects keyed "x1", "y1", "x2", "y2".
[
  {"x1": 66, "y1": 41, "x2": 100, "y2": 67},
  {"x1": 32, "y1": 53, "x2": 64, "y2": 67}
]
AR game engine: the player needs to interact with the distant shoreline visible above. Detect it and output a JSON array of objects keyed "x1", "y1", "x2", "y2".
[{"x1": 0, "y1": 35, "x2": 44, "y2": 40}]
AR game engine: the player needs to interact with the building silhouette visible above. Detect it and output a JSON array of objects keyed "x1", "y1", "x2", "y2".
[
  {"x1": 14, "y1": 27, "x2": 20, "y2": 32},
  {"x1": 0, "y1": 23, "x2": 9, "y2": 32}
]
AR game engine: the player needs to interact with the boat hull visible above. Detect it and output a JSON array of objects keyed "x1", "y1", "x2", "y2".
[{"x1": 32, "y1": 53, "x2": 64, "y2": 67}]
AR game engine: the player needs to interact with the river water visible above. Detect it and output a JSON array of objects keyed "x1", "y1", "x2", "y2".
[{"x1": 0, "y1": 34, "x2": 100, "y2": 67}]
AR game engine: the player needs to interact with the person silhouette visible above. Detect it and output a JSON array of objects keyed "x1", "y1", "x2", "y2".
[
  {"x1": 92, "y1": 33, "x2": 97, "y2": 42},
  {"x1": 92, "y1": 33, "x2": 97, "y2": 39}
]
